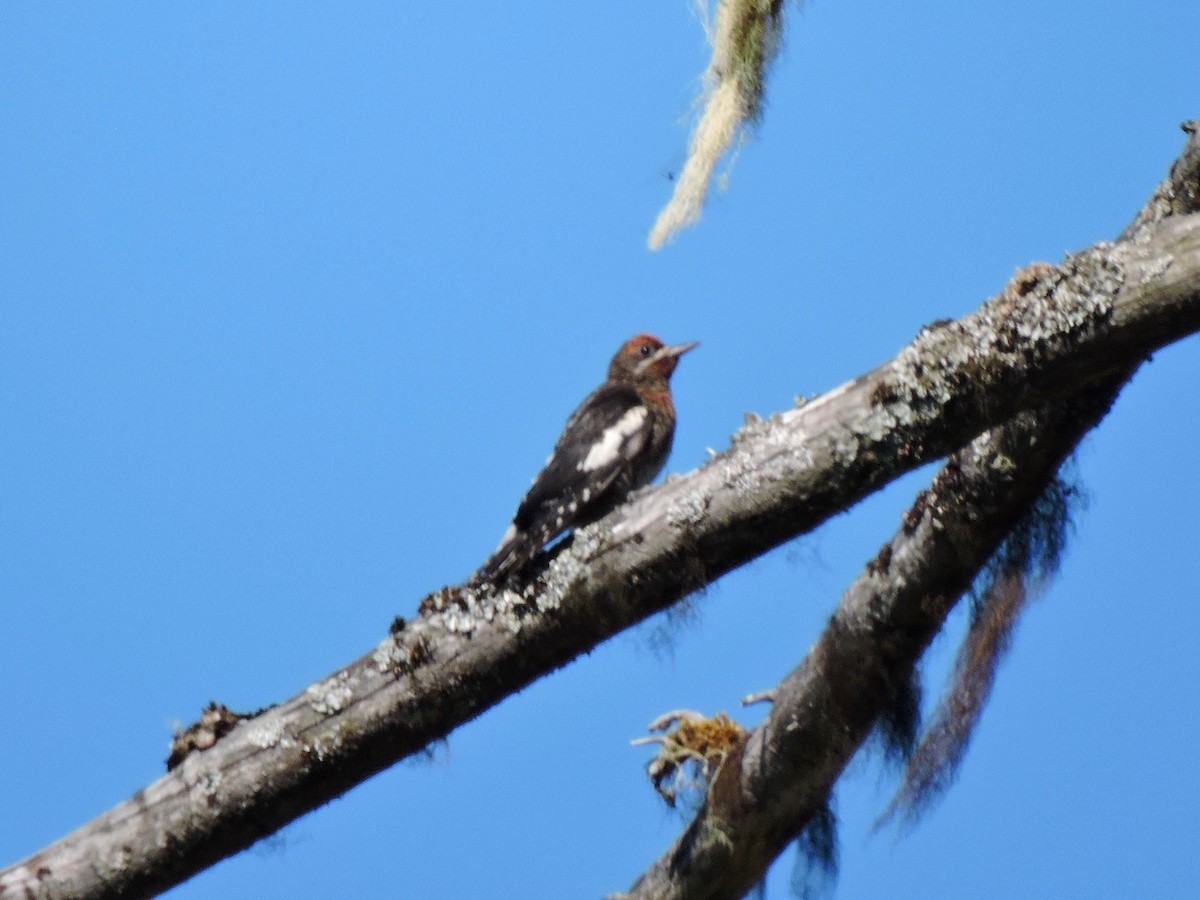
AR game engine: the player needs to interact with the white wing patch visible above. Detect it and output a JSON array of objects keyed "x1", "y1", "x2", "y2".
[{"x1": 579, "y1": 406, "x2": 648, "y2": 473}]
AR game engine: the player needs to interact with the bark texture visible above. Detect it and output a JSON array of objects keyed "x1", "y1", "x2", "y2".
[
  {"x1": 620, "y1": 121, "x2": 1200, "y2": 898},
  {"x1": 621, "y1": 382, "x2": 1128, "y2": 899},
  {"x1": 2, "y1": 125, "x2": 1198, "y2": 900}
]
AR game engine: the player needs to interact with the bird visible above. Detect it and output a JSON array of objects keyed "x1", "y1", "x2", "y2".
[{"x1": 472, "y1": 333, "x2": 698, "y2": 585}]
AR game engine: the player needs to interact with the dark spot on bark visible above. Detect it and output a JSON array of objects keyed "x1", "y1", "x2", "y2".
[
  {"x1": 869, "y1": 379, "x2": 899, "y2": 407},
  {"x1": 866, "y1": 543, "x2": 893, "y2": 575},
  {"x1": 903, "y1": 491, "x2": 929, "y2": 534},
  {"x1": 166, "y1": 702, "x2": 259, "y2": 771}
]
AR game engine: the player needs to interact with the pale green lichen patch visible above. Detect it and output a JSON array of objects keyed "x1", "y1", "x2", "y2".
[
  {"x1": 992, "y1": 249, "x2": 1118, "y2": 349},
  {"x1": 245, "y1": 718, "x2": 289, "y2": 751},
  {"x1": 1135, "y1": 247, "x2": 1177, "y2": 284},
  {"x1": 415, "y1": 584, "x2": 501, "y2": 637},
  {"x1": 531, "y1": 516, "x2": 636, "y2": 618},
  {"x1": 439, "y1": 608, "x2": 477, "y2": 634},
  {"x1": 375, "y1": 627, "x2": 439, "y2": 676},
  {"x1": 666, "y1": 489, "x2": 709, "y2": 531},
  {"x1": 828, "y1": 423, "x2": 861, "y2": 459},
  {"x1": 372, "y1": 635, "x2": 407, "y2": 674},
  {"x1": 534, "y1": 534, "x2": 598, "y2": 614},
  {"x1": 421, "y1": 577, "x2": 553, "y2": 636},
  {"x1": 305, "y1": 672, "x2": 354, "y2": 716},
  {"x1": 894, "y1": 253, "x2": 1121, "y2": 423},
  {"x1": 715, "y1": 444, "x2": 770, "y2": 499}
]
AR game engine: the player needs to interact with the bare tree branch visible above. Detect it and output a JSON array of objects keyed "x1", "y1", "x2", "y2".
[
  {"x1": 3, "y1": 127, "x2": 1199, "y2": 900},
  {"x1": 620, "y1": 120, "x2": 1200, "y2": 898},
  {"x1": 622, "y1": 381, "x2": 1128, "y2": 900}
]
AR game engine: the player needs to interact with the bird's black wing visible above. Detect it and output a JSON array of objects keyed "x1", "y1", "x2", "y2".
[{"x1": 513, "y1": 383, "x2": 649, "y2": 532}]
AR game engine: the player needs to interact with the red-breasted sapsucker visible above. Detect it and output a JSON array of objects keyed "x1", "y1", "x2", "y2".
[{"x1": 473, "y1": 333, "x2": 697, "y2": 584}]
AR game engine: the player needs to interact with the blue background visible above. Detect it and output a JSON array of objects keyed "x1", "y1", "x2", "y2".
[{"x1": 2, "y1": 3, "x2": 1198, "y2": 897}]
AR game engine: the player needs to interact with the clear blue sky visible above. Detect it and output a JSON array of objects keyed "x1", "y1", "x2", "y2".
[{"x1": 2, "y1": 3, "x2": 1198, "y2": 897}]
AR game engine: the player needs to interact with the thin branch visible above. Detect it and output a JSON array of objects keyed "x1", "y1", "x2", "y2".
[{"x1": 4, "y1": 128, "x2": 1199, "y2": 900}]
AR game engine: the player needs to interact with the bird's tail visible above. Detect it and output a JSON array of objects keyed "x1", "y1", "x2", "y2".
[{"x1": 471, "y1": 523, "x2": 534, "y2": 586}]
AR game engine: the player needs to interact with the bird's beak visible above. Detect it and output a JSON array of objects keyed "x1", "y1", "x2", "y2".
[
  {"x1": 638, "y1": 340, "x2": 699, "y2": 374},
  {"x1": 664, "y1": 340, "x2": 699, "y2": 359}
]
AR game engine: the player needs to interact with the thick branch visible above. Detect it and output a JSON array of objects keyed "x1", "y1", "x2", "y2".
[
  {"x1": 620, "y1": 120, "x2": 1200, "y2": 898},
  {"x1": 4, "y1": 139, "x2": 1199, "y2": 900},
  {"x1": 622, "y1": 379, "x2": 1128, "y2": 899}
]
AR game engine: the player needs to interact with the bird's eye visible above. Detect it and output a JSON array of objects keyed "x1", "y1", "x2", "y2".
[{"x1": 639, "y1": 344, "x2": 654, "y2": 357}]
